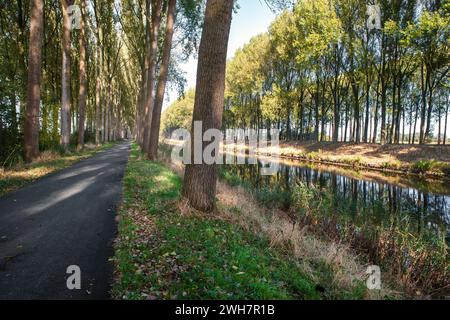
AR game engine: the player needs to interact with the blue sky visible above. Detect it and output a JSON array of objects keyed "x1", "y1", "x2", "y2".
[{"x1": 164, "y1": 0, "x2": 276, "y2": 109}]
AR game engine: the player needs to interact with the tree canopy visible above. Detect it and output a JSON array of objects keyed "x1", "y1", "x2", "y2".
[{"x1": 224, "y1": 0, "x2": 450, "y2": 145}]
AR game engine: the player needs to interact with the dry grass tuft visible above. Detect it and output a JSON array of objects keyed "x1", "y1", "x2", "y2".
[
  {"x1": 215, "y1": 181, "x2": 398, "y2": 299},
  {"x1": 177, "y1": 197, "x2": 202, "y2": 218},
  {"x1": 32, "y1": 150, "x2": 61, "y2": 164}
]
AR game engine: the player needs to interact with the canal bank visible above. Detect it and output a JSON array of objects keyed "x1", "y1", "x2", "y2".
[
  {"x1": 250, "y1": 141, "x2": 450, "y2": 178},
  {"x1": 218, "y1": 160, "x2": 449, "y2": 298},
  {"x1": 160, "y1": 142, "x2": 449, "y2": 298}
]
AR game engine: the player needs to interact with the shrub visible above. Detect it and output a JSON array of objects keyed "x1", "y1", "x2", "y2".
[
  {"x1": 307, "y1": 152, "x2": 321, "y2": 161},
  {"x1": 429, "y1": 161, "x2": 450, "y2": 176},
  {"x1": 220, "y1": 170, "x2": 242, "y2": 187},
  {"x1": 411, "y1": 160, "x2": 436, "y2": 174},
  {"x1": 255, "y1": 186, "x2": 291, "y2": 210}
]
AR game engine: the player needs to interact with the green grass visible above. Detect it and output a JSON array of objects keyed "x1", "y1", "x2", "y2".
[
  {"x1": 0, "y1": 142, "x2": 118, "y2": 197},
  {"x1": 411, "y1": 159, "x2": 450, "y2": 176},
  {"x1": 113, "y1": 143, "x2": 367, "y2": 300}
]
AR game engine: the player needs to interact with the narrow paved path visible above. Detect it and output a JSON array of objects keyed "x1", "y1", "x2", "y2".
[{"x1": 0, "y1": 142, "x2": 131, "y2": 299}]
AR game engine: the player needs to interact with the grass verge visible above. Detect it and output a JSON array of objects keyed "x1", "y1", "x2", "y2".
[
  {"x1": 0, "y1": 142, "x2": 118, "y2": 197},
  {"x1": 112, "y1": 143, "x2": 380, "y2": 300}
]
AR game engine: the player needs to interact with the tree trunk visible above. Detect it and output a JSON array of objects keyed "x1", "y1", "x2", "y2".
[
  {"x1": 17, "y1": 0, "x2": 28, "y2": 128},
  {"x1": 142, "y1": 0, "x2": 163, "y2": 154},
  {"x1": 396, "y1": 78, "x2": 402, "y2": 144},
  {"x1": 24, "y1": 0, "x2": 44, "y2": 162},
  {"x1": 314, "y1": 79, "x2": 320, "y2": 141},
  {"x1": 401, "y1": 108, "x2": 405, "y2": 144},
  {"x1": 95, "y1": 65, "x2": 102, "y2": 145},
  {"x1": 380, "y1": 78, "x2": 387, "y2": 145},
  {"x1": 332, "y1": 86, "x2": 340, "y2": 142},
  {"x1": 408, "y1": 103, "x2": 413, "y2": 144},
  {"x1": 105, "y1": 82, "x2": 111, "y2": 141},
  {"x1": 61, "y1": 0, "x2": 73, "y2": 151},
  {"x1": 94, "y1": 0, "x2": 103, "y2": 146},
  {"x1": 363, "y1": 75, "x2": 370, "y2": 143},
  {"x1": 183, "y1": 0, "x2": 234, "y2": 212},
  {"x1": 344, "y1": 105, "x2": 348, "y2": 142},
  {"x1": 419, "y1": 63, "x2": 428, "y2": 144},
  {"x1": 352, "y1": 83, "x2": 360, "y2": 143},
  {"x1": 425, "y1": 82, "x2": 434, "y2": 143},
  {"x1": 148, "y1": 0, "x2": 177, "y2": 160},
  {"x1": 102, "y1": 85, "x2": 106, "y2": 142},
  {"x1": 413, "y1": 101, "x2": 419, "y2": 144},
  {"x1": 444, "y1": 98, "x2": 449, "y2": 145},
  {"x1": 137, "y1": 0, "x2": 152, "y2": 147},
  {"x1": 77, "y1": 0, "x2": 87, "y2": 150},
  {"x1": 299, "y1": 89, "x2": 304, "y2": 140},
  {"x1": 372, "y1": 79, "x2": 380, "y2": 143}
]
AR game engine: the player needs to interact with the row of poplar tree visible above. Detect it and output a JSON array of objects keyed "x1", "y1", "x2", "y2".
[
  {"x1": 224, "y1": 0, "x2": 449, "y2": 145},
  {"x1": 0, "y1": 0, "x2": 203, "y2": 164}
]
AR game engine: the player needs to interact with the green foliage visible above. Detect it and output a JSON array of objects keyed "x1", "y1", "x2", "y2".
[
  {"x1": 219, "y1": 170, "x2": 244, "y2": 187},
  {"x1": 431, "y1": 161, "x2": 450, "y2": 176},
  {"x1": 161, "y1": 89, "x2": 195, "y2": 136},
  {"x1": 255, "y1": 186, "x2": 292, "y2": 210},
  {"x1": 411, "y1": 160, "x2": 437, "y2": 174},
  {"x1": 224, "y1": 0, "x2": 449, "y2": 145},
  {"x1": 261, "y1": 85, "x2": 288, "y2": 121},
  {"x1": 225, "y1": 34, "x2": 270, "y2": 128},
  {"x1": 226, "y1": 34, "x2": 269, "y2": 96},
  {"x1": 290, "y1": 0, "x2": 342, "y2": 64},
  {"x1": 410, "y1": 159, "x2": 450, "y2": 176}
]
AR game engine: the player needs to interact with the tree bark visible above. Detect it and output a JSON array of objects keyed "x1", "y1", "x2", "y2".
[
  {"x1": 182, "y1": 0, "x2": 234, "y2": 212},
  {"x1": 379, "y1": 39, "x2": 388, "y2": 145},
  {"x1": 444, "y1": 97, "x2": 449, "y2": 145},
  {"x1": 298, "y1": 89, "x2": 304, "y2": 140},
  {"x1": 105, "y1": 82, "x2": 111, "y2": 141},
  {"x1": 380, "y1": 78, "x2": 387, "y2": 145},
  {"x1": 419, "y1": 63, "x2": 428, "y2": 144},
  {"x1": 424, "y1": 79, "x2": 434, "y2": 142},
  {"x1": 61, "y1": 0, "x2": 73, "y2": 151},
  {"x1": 77, "y1": 0, "x2": 87, "y2": 149},
  {"x1": 372, "y1": 78, "x2": 380, "y2": 143},
  {"x1": 102, "y1": 85, "x2": 106, "y2": 142},
  {"x1": 24, "y1": 0, "x2": 44, "y2": 162},
  {"x1": 148, "y1": 0, "x2": 177, "y2": 160},
  {"x1": 363, "y1": 72, "x2": 370, "y2": 143},
  {"x1": 352, "y1": 83, "x2": 360, "y2": 143},
  {"x1": 93, "y1": 0, "x2": 103, "y2": 146},
  {"x1": 332, "y1": 79, "x2": 340, "y2": 142},
  {"x1": 395, "y1": 77, "x2": 402, "y2": 144},
  {"x1": 314, "y1": 78, "x2": 320, "y2": 141},
  {"x1": 142, "y1": 0, "x2": 163, "y2": 155},
  {"x1": 412, "y1": 101, "x2": 419, "y2": 144},
  {"x1": 136, "y1": 0, "x2": 151, "y2": 147},
  {"x1": 95, "y1": 65, "x2": 102, "y2": 145},
  {"x1": 17, "y1": 0, "x2": 28, "y2": 126}
]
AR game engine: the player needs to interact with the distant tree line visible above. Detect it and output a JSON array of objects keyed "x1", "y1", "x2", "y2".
[{"x1": 224, "y1": 0, "x2": 449, "y2": 145}]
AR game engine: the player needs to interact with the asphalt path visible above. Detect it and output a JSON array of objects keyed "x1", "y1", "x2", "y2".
[{"x1": 0, "y1": 142, "x2": 131, "y2": 299}]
